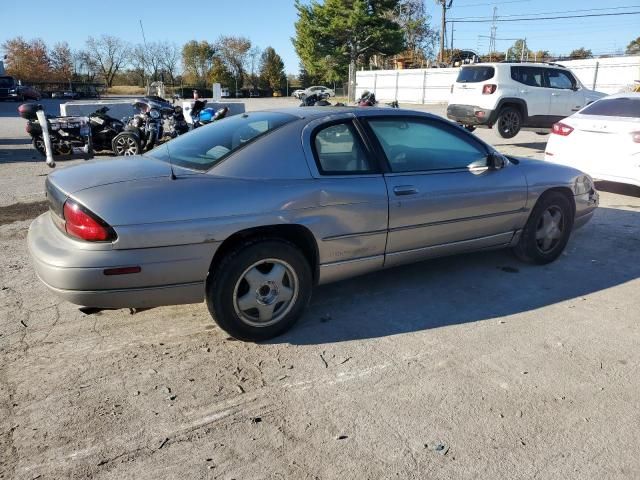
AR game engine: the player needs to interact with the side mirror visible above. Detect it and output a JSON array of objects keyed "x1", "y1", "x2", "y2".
[{"x1": 488, "y1": 153, "x2": 505, "y2": 170}]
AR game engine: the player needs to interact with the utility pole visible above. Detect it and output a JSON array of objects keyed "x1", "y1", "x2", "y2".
[
  {"x1": 520, "y1": 38, "x2": 527, "y2": 62},
  {"x1": 436, "y1": 0, "x2": 453, "y2": 63},
  {"x1": 489, "y1": 7, "x2": 497, "y2": 61}
]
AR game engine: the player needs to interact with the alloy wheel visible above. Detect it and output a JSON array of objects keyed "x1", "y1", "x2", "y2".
[
  {"x1": 499, "y1": 110, "x2": 520, "y2": 134},
  {"x1": 232, "y1": 259, "x2": 299, "y2": 327},
  {"x1": 114, "y1": 136, "x2": 138, "y2": 156},
  {"x1": 535, "y1": 206, "x2": 564, "y2": 252}
]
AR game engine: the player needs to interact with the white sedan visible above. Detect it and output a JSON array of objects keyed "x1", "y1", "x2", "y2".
[
  {"x1": 544, "y1": 93, "x2": 640, "y2": 187},
  {"x1": 303, "y1": 85, "x2": 335, "y2": 97}
]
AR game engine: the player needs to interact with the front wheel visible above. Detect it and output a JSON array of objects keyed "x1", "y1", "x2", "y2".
[
  {"x1": 496, "y1": 106, "x2": 522, "y2": 139},
  {"x1": 206, "y1": 239, "x2": 312, "y2": 341},
  {"x1": 112, "y1": 132, "x2": 141, "y2": 156},
  {"x1": 463, "y1": 124, "x2": 476, "y2": 132},
  {"x1": 513, "y1": 191, "x2": 574, "y2": 264}
]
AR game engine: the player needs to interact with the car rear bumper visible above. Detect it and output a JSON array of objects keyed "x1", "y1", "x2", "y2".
[
  {"x1": 447, "y1": 104, "x2": 495, "y2": 126},
  {"x1": 28, "y1": 212, "x2": 218, "y2": 308}
]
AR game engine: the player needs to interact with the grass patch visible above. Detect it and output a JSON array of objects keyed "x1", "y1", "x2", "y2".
[{"x1": 107, "y1": 85, "x2": 146, "y2": 95}]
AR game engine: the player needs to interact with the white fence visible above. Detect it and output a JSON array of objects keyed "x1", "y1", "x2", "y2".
[{"x1": 355, "y1": 56, "x2": 640, "y2": 104}]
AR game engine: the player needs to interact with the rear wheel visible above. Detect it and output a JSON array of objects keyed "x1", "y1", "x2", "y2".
[
  {"x1": 496, "y1": 106, "x2": 522, "y2": 139},
  {"x1": 32, "y1": 137, "x2": 46, "y2": 157},
  {"x1": 112, "y1": 132, "x2": 141, "y2": 156},
  {"x1": 463, "y1": 125, "x2": 476, "y2": 132},
  {"x1": 206, "y1": 239, "x2": 312, "y2": 341},
  {"x1": 513, "y1": 191, "x2": 574, "y2": 264}
]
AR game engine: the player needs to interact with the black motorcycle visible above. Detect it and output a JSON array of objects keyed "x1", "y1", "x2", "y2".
[
  {"x1": 299, "y1": 92, "x2": 332, "y2": 106},
  {"x1": 20, "y1": 103, "x2": 125, "y2": 158}
]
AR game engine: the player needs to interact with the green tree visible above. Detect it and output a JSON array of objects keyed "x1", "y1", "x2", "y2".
[
  {"x1": 533, "y1": 50, "x2": 551, "y2": 62},
  {"x1": 625, "y1": 36, "x2": 640, "y2": 55},
  {"x1": 569, "y1": 47, "x2": 592, "y2": 59},
  {"x1": 293, "y1": 0, "x2": 405, "y2": 100},
  {"x1": 507, "y1": 39, "x2": 532, "y2": 61},
  {"x1": 181, "y1": 40, "x2": 216, "y2": 86},
  {"x1": 209, "y1": 57, "x2": 234, "y2": 89},
  {"x1": 259, "y1": 47, "x2": 286, "y2": 93}
]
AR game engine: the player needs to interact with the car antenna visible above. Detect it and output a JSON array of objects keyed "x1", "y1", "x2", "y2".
[{"x1": 169, "y1": 158, "x2": 177, "y2": 180}]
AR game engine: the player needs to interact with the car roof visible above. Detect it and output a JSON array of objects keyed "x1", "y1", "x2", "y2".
[{"x1": 264, "y1": 106, "x2": 443, "y2": 122}]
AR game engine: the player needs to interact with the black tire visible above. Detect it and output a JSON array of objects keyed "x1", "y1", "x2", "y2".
[
  {"x1": 536, "y1": 131, "x2": 549, "y2": 136},
  {"x1": 496, "y1": 106, "x2": 522, "y2": 139},
  {"x1": 111, "y1": 132, "x2": 141, "y2": 156},
  {"x1": 513, "y1": 191, "x2": 574, "y2": 264},
  {"x1": 463, "y1": 125, "x2": 476, "y2": 132},
  {"x1": 206, "y1": 239, "x2": 313, "y2": 341},
  {"x1": 32, "y1": 137, "x2": 46, "y2": 157}
]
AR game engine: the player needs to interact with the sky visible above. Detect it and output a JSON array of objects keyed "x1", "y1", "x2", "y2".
[{"x1": 1, "y1": 0, "x2": 638, "y2": 75}]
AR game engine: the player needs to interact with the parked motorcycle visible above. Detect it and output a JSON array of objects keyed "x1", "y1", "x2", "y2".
[
  {"x1": 357, "y1": 91, "x2": 399, "y2": 108},
  {"x1": 116, "y1": 97, "x2": 168, "y2": 154},
  {"x1": 190, "y1": 100, "x2": 229, "y2": 129},
  {"x1": 299, "y1": 92, "x2": 332, "y2": 106},
  {"x1": 20, "y1": 103, "x2": 125, "y2": 159}
]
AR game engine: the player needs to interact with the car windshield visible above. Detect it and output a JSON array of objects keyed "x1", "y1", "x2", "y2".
[
  {"x1": 0, "y1": 77, "x2": 16, "y2": 88},
  {"x1": 580, "y1": 97, "x2": 640, "y2": 118},
  {"x1": 145, "y1": 111, "x2": 296, "y2": 171},
  {"x1": 456, "y1": 66, "x2": 495, "y2": 83}
]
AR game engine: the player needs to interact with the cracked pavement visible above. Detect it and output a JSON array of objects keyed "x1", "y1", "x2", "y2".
[{"x1": 1, "y1": 98, "x2": 639, "y2": 479}]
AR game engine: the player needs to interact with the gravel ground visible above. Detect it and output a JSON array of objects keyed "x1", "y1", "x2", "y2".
[{"x1": 1, "y1": 97, "x2": 639, "y2": 480}]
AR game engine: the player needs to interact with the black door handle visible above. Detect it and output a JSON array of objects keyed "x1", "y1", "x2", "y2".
[{"x1": 393, "y1": 185, "x2": 418, "y2": 196}]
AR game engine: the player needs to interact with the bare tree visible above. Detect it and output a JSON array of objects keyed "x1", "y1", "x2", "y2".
[
  {"x1": 216, "y1": 36, "x2": 251, "y2": 91},
  {"x1": 49, "y1": 42, "x2": 74, "y2": 83},
  {"x1": 84, "y1": 35, "x2": 130, "y2": 87},
  {"x1": 158, "y1": 42, "x2": 181, "y2": 84}
]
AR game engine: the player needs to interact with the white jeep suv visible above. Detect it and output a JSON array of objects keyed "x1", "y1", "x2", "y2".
[{"x1": 447, "y1": 62, "x2": 605, "y2": 138}]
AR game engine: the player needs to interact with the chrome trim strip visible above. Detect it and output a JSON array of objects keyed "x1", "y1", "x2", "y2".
[
  {"x1": 322, "y1": 229, "x2": 387, "y2": 241},
  {"x1": 389, "y1": 208, "x2": 527, "y2": 233},
  {"x1": 386, "y1": 232, "x2": 515, "y2": 257},
  {"x1": 320, "y1": 254, "x2": 385, "y2": 268}
]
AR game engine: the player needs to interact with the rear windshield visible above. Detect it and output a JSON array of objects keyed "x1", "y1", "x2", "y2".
[
  {"x1": 456, "y1": 66, "x2": 495, "y2": 83},
  {"x1": 146, "y1": 111, "x2": 296, "y2": 171},
  {"x1": 580, "y1": 97, "x2": 640, "y2": 118}
]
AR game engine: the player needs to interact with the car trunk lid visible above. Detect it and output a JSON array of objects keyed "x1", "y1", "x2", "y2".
[{"x1": 47, "y1": 155, "x2": 172, "y2": 196}]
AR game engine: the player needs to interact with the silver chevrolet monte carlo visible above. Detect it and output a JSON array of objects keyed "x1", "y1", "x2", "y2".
[{"x1": 28, "y1": 107, "x2": 599, "y2": 340}]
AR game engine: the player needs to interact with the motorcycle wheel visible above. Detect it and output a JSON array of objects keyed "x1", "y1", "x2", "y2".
[
  {"x1": 32, "y1": 137, "x2": 46, "y2": 157},
  {"x1": 112, "y1": 132, "x2": 141, "y2": 156}
]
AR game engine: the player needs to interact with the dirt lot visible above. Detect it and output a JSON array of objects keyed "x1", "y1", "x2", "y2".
[{"x1": 1, "y1": 98, "x2": 639, "y2": 480}]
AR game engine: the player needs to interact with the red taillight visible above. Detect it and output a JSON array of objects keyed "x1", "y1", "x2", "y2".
[
  {"x1": 552, "y1": 122, "x2": 574, "y2": 136},
  {"x1": 632, "y1": 131, "x2": 640, "y2": 143},
  {"x1": 63, "y1": 201, "x2": 113, "y2": 242},
  {"x1": 482, "y1": 84, "x2": 497, "y2": 94}
]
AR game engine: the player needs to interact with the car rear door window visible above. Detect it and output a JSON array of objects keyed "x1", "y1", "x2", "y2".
[
  {"x1": 511, "y1": 66, "x2": 545, "y2": 88},
  {"x1": 456, "y1": 66, "x2": 495, "y2": 83},
  {"x1": 580, "y1": 97, "x2": 640, "y2": 117},
  {"x1": 368, "y1": 118, "x2": 488, "y2": 173},
  {"x1": 546, "y1": 69, "x2": 575, "y2": 90},
  {"x1": 313, "y1": 122, "x2": 375, "y2": 174}
]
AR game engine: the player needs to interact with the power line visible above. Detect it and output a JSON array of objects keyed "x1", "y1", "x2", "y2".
[
  {"x1": 453, "y1": 0, "x2": 530, "y2": 8},
  {"x1": 449, "y1": 11, "x2": 640, "y2": 23},
  {"x1": 451, "y1": 4, "x2": 640, "y2": 21}
]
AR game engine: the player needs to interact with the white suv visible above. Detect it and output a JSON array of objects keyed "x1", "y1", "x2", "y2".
[{"x1": 447, "y1": 62, "x2": 605, "y2": 138}]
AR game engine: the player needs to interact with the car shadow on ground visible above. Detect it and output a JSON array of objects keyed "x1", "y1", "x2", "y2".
[
  {"x1": 272, "y1": 206, "x2": 640, "y2": 345},
  {"x1": 595, "y1": 181, "x2": 640, "y2": 198},
  {"x1": 503, "y1": 141, "x2": 547, "y2": 152}
]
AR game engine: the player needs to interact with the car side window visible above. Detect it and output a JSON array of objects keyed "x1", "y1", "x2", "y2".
[
  {"x1": 511, "y1": 66, "x2": 544, "y2": 88},
  {"x1": 368, "y1": 118, "x2": 488, "y2": 173},
  {"x1": 313, "y1": 122, "x2": 375, "y2": 175},
  {"x1": 546, "y1": 69, "x2": 575, "y2": 90}
]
